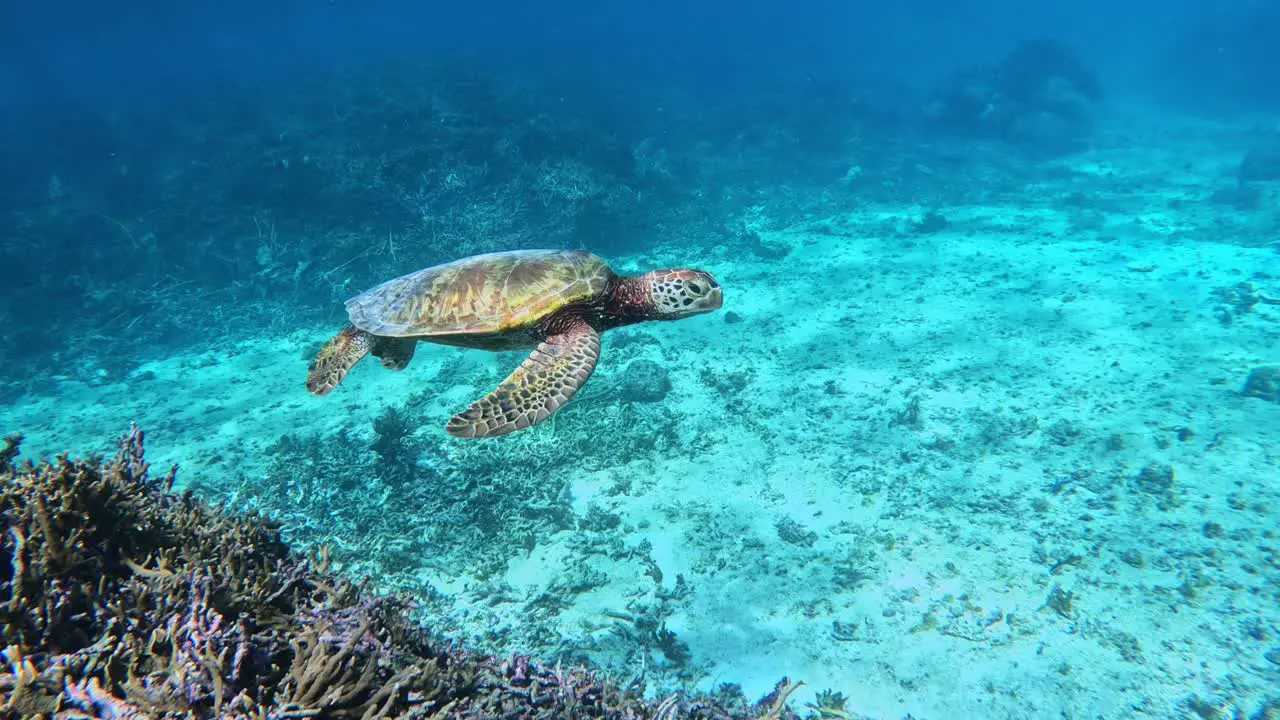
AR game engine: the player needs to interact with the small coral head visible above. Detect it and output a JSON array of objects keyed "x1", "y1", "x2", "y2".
[{"x1": 644, "y1": 268, "x2": 722, "y2": 318}]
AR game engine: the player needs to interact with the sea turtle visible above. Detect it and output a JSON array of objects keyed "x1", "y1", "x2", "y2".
[{"x1": 305, "y1": 249, "x2": 722, "y2": 438}]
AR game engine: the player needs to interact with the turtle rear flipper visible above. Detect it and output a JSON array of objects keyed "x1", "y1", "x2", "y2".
[
  {"x1": 306, "y1": 325, "x2": 374, "y2": 396},
  {"x1": 446, "y1": 321, "x2": 600, "y2": 438}
]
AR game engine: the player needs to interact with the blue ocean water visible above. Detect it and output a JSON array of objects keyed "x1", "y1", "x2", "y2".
[{"x1": 2, "y1": 1, "x2": 1279, "y2": 717}]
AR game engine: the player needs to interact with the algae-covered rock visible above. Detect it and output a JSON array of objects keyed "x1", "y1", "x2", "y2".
[
  {"x1": 1242, "y1": 365, "x2": 1280, "y2": 402},
  {"x1": 618, "y1": 358, "x2": 673, "y2": 403}
]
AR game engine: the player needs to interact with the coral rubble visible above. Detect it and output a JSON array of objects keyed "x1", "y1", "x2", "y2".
[{"x1": 0, "y1": 424, "x2": 803, "y2": 719}]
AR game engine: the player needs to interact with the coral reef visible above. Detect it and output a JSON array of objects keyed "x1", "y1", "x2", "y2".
[
  {"x1": 617, "y1": 360, "x2": 674, "y2": 404},
  {"x1": 924, "y1": 38, "x2": 1101, "y2": 153},
  {"x1": 1242, "y1": 366, "x2": 1280, "y2": 403},
  {"x1": 0, "y1": 60, "x2": 696, "y2": 391},
  {"x1": 0, "y1": 424, "x2": 807, "y2": 719},
  {"x1": 188, "y1": 381, "x2": 713, "y2": 690},
  {"x1": 1238, "y1": 136, "x2": 1280, "y2": 183}
]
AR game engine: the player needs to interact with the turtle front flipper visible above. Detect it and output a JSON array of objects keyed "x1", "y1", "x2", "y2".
[
  {"x1": 446, "y1": 321, "x2": 600, "y2": 438},
  {"x1": 373, "y1": 337, "x2": 417, "y2": 370},
  {"x1": 306, "y1": 325, "x2": 375, "y2": 396}
]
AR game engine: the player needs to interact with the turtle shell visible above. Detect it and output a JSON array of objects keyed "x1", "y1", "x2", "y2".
[{"x1": 344, "y1": 249, "x2": 613, "y2": 338}]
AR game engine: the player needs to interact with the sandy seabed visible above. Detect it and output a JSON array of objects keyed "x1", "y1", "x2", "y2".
[{"x1": 5, "y1": 115, "x2": 1279, "y2": 719}]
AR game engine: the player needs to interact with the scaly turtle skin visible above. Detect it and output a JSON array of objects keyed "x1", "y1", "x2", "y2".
[{"x1": 306, "y1": 249, "x2": 722, "y2": 438}]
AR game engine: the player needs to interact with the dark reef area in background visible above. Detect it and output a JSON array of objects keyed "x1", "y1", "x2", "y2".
[
  {"x1": 924, "y1": 39, "x2": 1101, "y2": 156},
  {"x1": 0, "y1": 37, "x2": 1108, "y2": 400},
  {"x1": 0, "y1": 60, "x2": 680, "y2": 379},
  {"x1": 0, "y1": 424, "x2": 823, "y2": 719}
]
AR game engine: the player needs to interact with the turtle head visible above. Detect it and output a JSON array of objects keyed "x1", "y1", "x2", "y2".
[{"x1": 642, "y1": 268, "x2": 723, "y2": 319}]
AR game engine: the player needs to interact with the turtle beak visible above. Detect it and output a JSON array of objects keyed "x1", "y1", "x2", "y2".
[
  {"x1": 688, "y1": 272, "x2": 722, "y2": 314},
  {"x1": 706, "y1": 282, "x2": 723, "y2": 310}
]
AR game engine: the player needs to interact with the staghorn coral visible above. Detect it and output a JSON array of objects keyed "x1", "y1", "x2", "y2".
[{"x1": 0, "y1": 425, "x2": 810, "y2": 719}]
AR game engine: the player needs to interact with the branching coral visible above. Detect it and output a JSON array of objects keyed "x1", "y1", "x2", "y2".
[{"x1": 0, "y1": 425, "x2": 812, "y2": 719}]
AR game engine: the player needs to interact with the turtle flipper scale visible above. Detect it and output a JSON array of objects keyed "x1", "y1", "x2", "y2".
[
  {"x1": 306, "y1": 325, "x2": 374, "y2": 396},
  {"x1": 446, "y1": 321, "x2": 600, "y2": 438},
  {"x1": 373, "y1": 337, "x2": 417, "y2": 370}
]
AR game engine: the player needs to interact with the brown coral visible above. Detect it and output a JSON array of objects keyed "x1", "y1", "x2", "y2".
[{"x1": 0, "y1": 425, "x2": 807, "y2": 719}]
